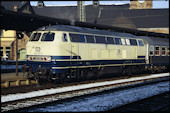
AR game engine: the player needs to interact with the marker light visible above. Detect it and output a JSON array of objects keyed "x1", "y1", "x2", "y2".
[{"x1": 44, "y1": 58, "x2": 47, "y2": 61}]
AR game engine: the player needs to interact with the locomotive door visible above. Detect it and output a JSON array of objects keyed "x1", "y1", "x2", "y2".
[
  {"x1": 132, "y1": 47, "x2": 137, "y2": 59},
  {"x1": 70, "y1": 43, "x2": 79, "y2": 68}
]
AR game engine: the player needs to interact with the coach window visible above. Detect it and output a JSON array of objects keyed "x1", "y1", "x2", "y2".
[
  {"x1": 115, "y1": 38, "x2": 121, "y2": 45},
  {"x1": 125, "y1": 39, "x2": 130, "y2": 45},
  {"x1": 129, "y1": 39, "x2": 137, "y2": 46},
  {"x1": 121, "y1": 38, "x2": 126, "y2": 45},
  {"x1": 62, "y1": 33, "x2": 67, "y2": 42},
  {"x1": 41, "y1": 32, "x2": 55, "y2": 41},
  {"x1": 95, "y1": 36, "x2": 106, "y2": 44},
  {"x1": 86, "y1": 35, "x2": 95, "y2": 43},
  {"x1": 149, "y1": 46, "x2": 154, "y2": 56},
  {"x1": 138, "y1": 40, "x2": 144, "y2": 46},
  {"x1": 5, "y1": 47, "x2": 10, "y2": 59},
  {"x1": 155, "y1": 46, "x2": 160, "y2": 56},
  {"x1": 29, "y1": 33, "x2": 41, "y2": 41},
  {"x1": 106, "y1": 37, "x2": 115, "y2": 44},
  {"x1": 161, "y1": 47, "x2": 166, "y2": 56}
]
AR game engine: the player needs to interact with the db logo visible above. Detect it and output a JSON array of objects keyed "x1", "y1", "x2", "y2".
[{"x1": 35, "y1": 47, "x2": 40, "y2": 52}]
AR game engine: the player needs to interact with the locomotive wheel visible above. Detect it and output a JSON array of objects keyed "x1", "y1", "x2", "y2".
[
  {"x1": 122, "y1": 66, "x2": 132, "y2": 76},
  {"x1": 86, "y1": 68, "x2": 98, "y2": 80},
  {"x1": 126, "y1": 66, "x2": 132, "y2": 76},
  {"x1": 47, "y1": 70, "x2": 53, "y2": 82},
  {"x1": 34, "y1": 72, "x2": 44, "y2": 84},
  {"x1": 34, "y1": 73, "x2": 40, "y2": 81}
]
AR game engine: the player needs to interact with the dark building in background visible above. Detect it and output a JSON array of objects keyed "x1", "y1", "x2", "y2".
[
  {"x1": 1, "y1": 1, "x2": 169, "y2": 34},
  {"x1": 32, "y1": 1, "x2": 169, "y2": 34},
  {"x1": 0, "y1": 1, "x2": 34, "y2": 60}
]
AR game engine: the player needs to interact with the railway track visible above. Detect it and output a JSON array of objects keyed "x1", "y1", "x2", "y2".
[
  {"x1": 107, "y1": 91, "x2": 169, "y2": 112},
  {"x1": 1, "y1": 73, "x2": 169, "y2": 112}
]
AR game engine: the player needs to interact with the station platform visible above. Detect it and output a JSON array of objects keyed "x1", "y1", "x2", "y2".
[{"x1": 1, "y1": 72, "x2": 27, "y2": 82}]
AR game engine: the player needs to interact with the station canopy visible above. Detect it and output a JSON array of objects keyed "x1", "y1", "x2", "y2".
[{"x1": 0, "y1": 8, "x2": 169, "y2": 38}]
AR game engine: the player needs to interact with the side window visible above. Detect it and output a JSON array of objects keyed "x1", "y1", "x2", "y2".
[
  {"x1": 106, "y1": 37, "x2": 115, "y2": 44},
  {"x1": 29, "y1": 33, "x2": 41, "y2": 41},
  {"x1": 5, "y1": 47, "x2": 10, "y2": 58},
  {"x1": 129, "y1": 39, "x2": 137, "y2": 46},
  {"x1": 86, "y1": 35, "x2": 95, "y2": 43},
  {"x1": 41, "y1": 32, "x2": 55, "y2": 41},
  {"x1": 69, "y1": 33, "x2": 85, "y2": 43},
  {"x1": 125, "y1": 39, "x2": 130, "y2": 45},
  {"x1": 138, "y1": 40, "x2": 144, "y2": 46},
  {"x1": 155, "y1": 46, "x2": 160, "y2": 56},
  {"x1": 80, "y1": 35, "x2": 85, "y2": 42},
  {"x1": 168, "y1": 47, "x2": 170, "y2": 56},
  {"x1": 115, "y1": 38, "x2": 121, "y2": 45},
  {"x1": 95, "y1": 36, "x2": 106, "y2": 44},
  {"x1": 149, "y1": 46, "x2": 154, "y2": 56},
  {"x1": 121, "y1": 38, "x2": 126, "y2": 45},
  {"x1": 62, "y1": 33, "x2": 67, "y2": 42},
  {"x1": 161, "y1": 47, "x2": 166, "y2": 56}
]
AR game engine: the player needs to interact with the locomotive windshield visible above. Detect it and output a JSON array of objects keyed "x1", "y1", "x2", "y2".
[
  {"x1": 29, "y1": 33, "x2": 41, "y2": 41},
  {"x1": 41, "y1": 32, "x2": 55, "y2": 41}
]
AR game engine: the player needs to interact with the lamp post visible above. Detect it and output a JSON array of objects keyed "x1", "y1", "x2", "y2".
[{"x1": 14, "y1": 5, "x2": 18, "y2": 76}]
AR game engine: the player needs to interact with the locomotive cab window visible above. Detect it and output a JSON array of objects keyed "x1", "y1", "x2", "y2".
[
  {"x1": 62, "y1": 33, "x2": 68, "y2": 42},
  {"x1": 41, "y1": 32, "x2": 55, "y2": 41},
  {"x1": 155, "y1": 46, "x2": 160, "y2": 56},
  {"x1": 161, "y1": 47, "x2": 166, "y2": 56},
  {"x1": 29, "y1": 33, "x2": 41, "y2": 41},
  {"x1": 149, "y1": 46, "x2": 154, "y2": 56},
  {"x1": 69, "y1": 33, "x2": 85, "y2": 43},
  {"x1": 138, "y1": 40, "x2": 144, "y2": 46}
]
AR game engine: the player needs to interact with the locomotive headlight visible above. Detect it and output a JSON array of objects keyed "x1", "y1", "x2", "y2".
[
  {"x1": 28, "y1": 56, "x2": 32, "y2": 60},
  {"x1": 47, "y1": 57, "x2": 51, "y2": 61}
]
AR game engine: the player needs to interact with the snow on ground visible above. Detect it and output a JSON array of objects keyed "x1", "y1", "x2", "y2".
[
  {"x1": 27, "y1": 81, "x2": 170, "y2": 112},
  {"x1": 1, "y1": 73, "x2": 169, "y2": 103}
]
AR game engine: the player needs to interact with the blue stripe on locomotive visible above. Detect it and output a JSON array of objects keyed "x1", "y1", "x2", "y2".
[{"x1": 27, "y1": 55, "x2": 146, "y2": 74}]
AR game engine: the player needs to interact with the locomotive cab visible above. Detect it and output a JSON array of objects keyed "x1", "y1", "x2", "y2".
[{"x1": 26, "y1": 29, "x2": 70, "y2": 80}]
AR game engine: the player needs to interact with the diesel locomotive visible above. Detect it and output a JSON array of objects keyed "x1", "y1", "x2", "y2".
[{"x1": 22, "y1": 25, "x2": 169, "y2": 82}]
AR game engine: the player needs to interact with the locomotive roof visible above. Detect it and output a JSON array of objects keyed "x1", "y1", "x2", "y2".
[
  {"x1": 36, "y1": 25, "x2": 169, "y2": 46},
  {"x1": 36, "y1": 25, "x2": 140, "y2": 39}
]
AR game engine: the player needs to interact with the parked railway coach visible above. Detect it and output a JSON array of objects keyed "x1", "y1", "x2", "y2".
[
  {"x1": 23, "y1": 25, "x2": 169, "y2": 82},
  {"x1": 139, "y1": 36, "x2": 169, "y2": 73}
]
